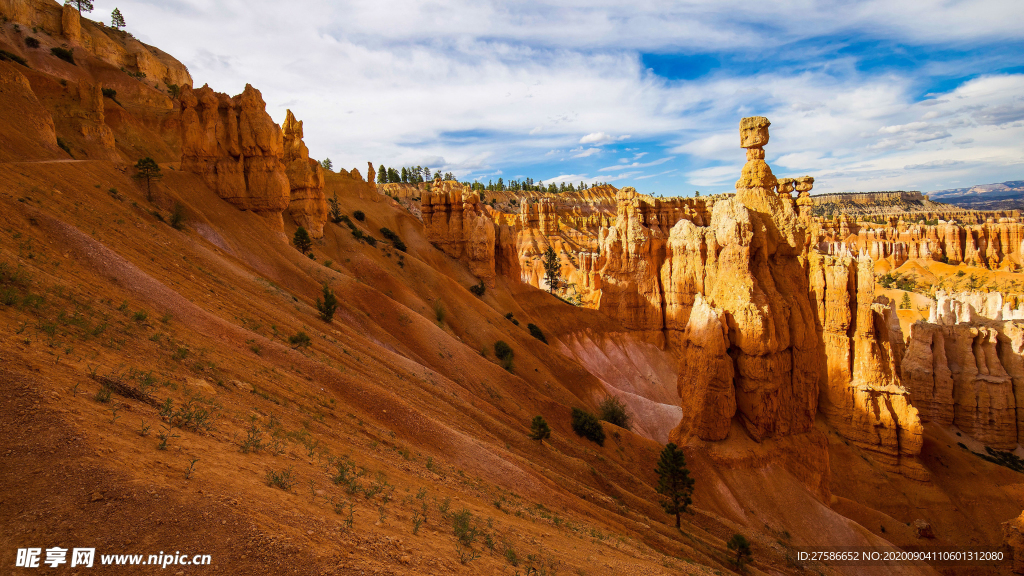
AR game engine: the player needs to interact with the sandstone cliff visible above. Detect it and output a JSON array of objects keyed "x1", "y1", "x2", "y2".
[
  {"x1": 420, "y1": 181, "x2": 497, "y2": 285},
  {"x1": 179, "y1": 83, "x2": 290, "y2": 228},
  {"x1": 282, "y1": 109, "x2": 327, "y2": 237}
]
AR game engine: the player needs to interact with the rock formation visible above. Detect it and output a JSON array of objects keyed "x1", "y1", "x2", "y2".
[
  {"x1": 420, "y1": 181, "x2": 497, "y2": 285},
  {"x1": 1005, "y1": 511, "x2": 1024, "y2": 574},
  {"x1": 179, "y1": 83, "x2": 290, "y2": 228},
  {"x1": 281, "y1": 109, "x2": 328, "y2": 237}
]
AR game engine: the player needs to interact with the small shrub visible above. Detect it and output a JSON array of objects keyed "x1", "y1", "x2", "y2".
[
  {"x1": 571, "y1": 407, "x2": 604, "y2": 446},
  {"x1": 50, "y1": 46, "x2": 75, "y2": 65},
  {"x1": 293, "y1": 226, "x2": 312, "y2": 254},
  {"x1": 169, "y1": 203, "x2": 186, "y2": 229},
  {"x1": 289, "y1": 331, "x2": 311, "y2": 348},
  {"x1": 56, "y1": 137, "x2": 71, "y2": 155},
  {"x1": 0, "y1": 49, "x2": 28, "y2": 66},
  {"x1": 727, "y1": 534, "x2": 752, "y2": 570},
  {"x1": 452, "y1": 509, "x2": 478, "y2": 545},
  {"x1": 94, "y1": 386, "x2": 112, "y2": 403},
  {"x1": 529, "y1": 416, "x2": 551, "y2": 441},
  {"x1": 469, "y1": 281, "x2": 485, "y2": 296},
  {"x1": 316, "y1": 284, "x2": 337, "y2": 322},
  {"x1": 494, "y1": 341, "x2": 514, "y2": 372},
  {"x1": 24, "y1": 37, "x2": 39, "y2": 49},
  {"x1": 132, "y1": 310, "x2": 148, "y2": 322},
  {"x1": 527, "y1": 323, "x2": 547, "y2": 343},
  {"x1": 434, "y1": 301, "x2": 445, "y2": 324},
  {"x1": 380, "y1": 227, "x2": 407, "y2": 251},
  {"x1": 101, "y1": 87, "x2": 117, "y2": 99},
  {"x1": 353, "y1": 210, "x2": 365, "y2": 221},
  {"x1": 266, "y1": 467, "x2": 296, "y2": 491},
  {"x1": 598, "y1": 396, "x2": 631, "y2": 430}
]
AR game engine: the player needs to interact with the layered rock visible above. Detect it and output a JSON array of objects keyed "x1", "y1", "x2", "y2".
[
  {"x1": 179, "y1": 83, "x2": 290, "y2": 228},
  {"x1": 671, "y1": 294, "x2": 735, "y2": 441},
  {"x1": 420, "y1": 182, "x2": 497, "y2": 285},
  {"x1": 281, "y1": 109, "x2": 327, "y2": 237}
]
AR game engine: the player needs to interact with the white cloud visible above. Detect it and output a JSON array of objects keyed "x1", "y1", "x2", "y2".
[
  {"x1": 598, "y1": 156, "x2": 674, "y2": 172},
  {"x1": 571, "y1": 147, "x2": 602, "y2": 158},
  {"x1": 101, "y1": 0, "x2": 1024, "y2": 194}
]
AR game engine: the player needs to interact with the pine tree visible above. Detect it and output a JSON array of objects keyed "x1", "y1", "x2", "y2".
[
  {"x1": 423, "y1": 167, "x2": 431, "y2": 181},
  {"x1": 111, "y1": 7, "x2": 125, "y2": 29},
  {"x1": 377, "y1": 165, "x2": 387, "y2": 184},
  {"x1": 67, "y1": 0, "x2": 94, "y2": 13},
  {"x1": 316, "y1": 284, "x2": 338, "y2": 322},
  {"x1": 543, "y1": 245, "x2": 560, "y2": 293},
  {"x1": 655, "y1": 443, "x2": 694, "y2": 529},
  {"x1": 293, "y1": 226, "x2": 312, "y2": 254},
  {"x1": 320, "y1": 158, "x2": 332, "y2": 171},
  {"x1": 727, "y1": 534, "x2": 752, "y2": 570},
  {"x1": 529, "y1": 416, "x2": 551, "y2": 442},
  {"x1": 133, "y1": 157, "x2": 162, "y2": 201},
  {"x1": 900, "y1": 292, "x2": 911, "y2": 309}
]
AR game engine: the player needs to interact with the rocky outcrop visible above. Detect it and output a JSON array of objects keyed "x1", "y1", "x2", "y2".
[
  {"x1": 281, "y1": 110, "x2": 327, "y2": 237},
  {"x1": 0, "y1": 61, "x2": 63, "y2": 161},
  {"x1": 0, "y1": 0, "x2": 192, "y2": 89},
  {"x1": 421, "y1": 182, "x2": 497, "y2": 285},
  {"x1": 179, "y1": 83, "x2": 290, "y2": 228},
  {"x1": 902, "y1": 318, "x2": 1018, "y2": 449},
  {"x1": 1004, "y1": 511, "x2": 1024, "y2": 574},
  {"x1": 671, "y1": 294, "x2": 735, "y2": 442}
]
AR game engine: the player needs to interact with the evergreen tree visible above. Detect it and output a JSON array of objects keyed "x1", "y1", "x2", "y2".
[
  {"x1": 727, "y1": 534, "x2": 752, "y2": 570},
  {"x1": 543, "y1": 245, "x2": 561, "y2": 293},
  {"x1": 423, "y1": 167, "x2": 431, "y2": 181},
  {"x1": 293, "y1": 226, "x2": 312, "y2": 254},
  {"x1": 655, "y1": 443, "x2": 695, "y2": 529},
  {"x1": 529, "y1": 416, "x2": 551, "y2": 442},
  {"x1": 67, "y1": 0, "x2": 94, "y2": 13},
  {"x1": 320, "y1": 158, "x2": 332, "y2": 171},
  {"x1": 400, "y1": 167, "x2": 408, "y2": 183},
  {"x1": 387, "y1": 167, "x2": 400, "y2": 183},
  {"x1": 111, "y1": 7, "x2": 125, "y2": 29},
  {"x1": 316, "y1": 283, "x2": 338, "y2": 322},
  {"x1": 900, "y1": 292, "x2": 912, "y2": 309},
  {"x1": 133, "y1": 157, "x2": 162, "y2": 201},
  {"x1": 327, "y1": 194, "x2": 343, "y2": 223}
]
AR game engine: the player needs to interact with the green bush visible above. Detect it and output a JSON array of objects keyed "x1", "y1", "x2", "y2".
[
  {"x1": 316, "y1": 284, "x2": 337, "y2": 322},
  {"x1": 101, "y1": 87, "x2": 117, "y2": 99},
  {"x1": 293, "y1": 226, "x2": 312, "y2": 254},
  {"x1": 529, "y1": 416, "x2": 551, "y2": 441},
  {"x1": 469, "y1": 281, "x2": 485, "y2": 296},
  {"x1": 599, "y1": 396, "x2": 631, "y2": 430},
  {"x1": 50, "y1": 46, "x2": 75, "y2": 65},
  {"x1": 571, "y1": 407, "x2": 604, "y2": 446},
  {"x1": 494, "y1": 341, "x2": 513, "y2": 372},
  {"x1": 289, "y1": 331, "x2": 311, "y2": 348},
  {"x1": 527, "y1": 323, "x2": 547, "y2": 343},
  {"x1": 353, "y1": 210, "x2": 365, "y2": 221},
  {"x1": 24, "y1": 37, "x2": 39, "y2": 49},
  {"x1": 380, "y1": 227, "x2": 407, "y2": 252},
  {"x1": 169, "y1": 203, "x2": 186, "y2": 230},
  {"x1": 0, "y1": 49, "x2": 28, "y2": 66}
]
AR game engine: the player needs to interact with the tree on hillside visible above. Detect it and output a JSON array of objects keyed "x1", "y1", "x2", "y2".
[
  {"x1": 655, "y1": 443, "x2": 694, "y2": 529},
  {"x1": 66, "y1": 0, "x2": 94, "y2": 13},
  {"x1": 111, "y1": 7, "x2": 125, "y2": 29},
  {"x1": 320, "y1": 158, "x2": 332, "y2": 171},
  {"x1": 900, "y1": 292, "x2": 911, "y2": 309},
  {"x1": 293, "y1": 226, "x2": 312, "y2": 255},
  {"x1": 529, "y1": 416, "x2": 551, "y2": 442},
  {"x1": 377, "y1": 165, "x2": 387, "y2": 184},
  {"x1": 423, "y1": 167, "x2": 431, "y2": 181},
  {"x1": 315, "y1": 283, "x2": 337, "y2": 322},
  {"x1": 543, "y1": 245, "x2": 561, "y2": 293},
  {"x1": 727, "y1": 534, "x2": 752, "y2": 571},
  {"x1": 133, "y1": 157, "x2": 162, "y2": 201}
]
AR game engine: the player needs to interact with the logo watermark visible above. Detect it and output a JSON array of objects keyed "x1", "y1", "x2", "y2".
[{"x1": 15, "y1": 548, "x2": 211, "y2": 569}]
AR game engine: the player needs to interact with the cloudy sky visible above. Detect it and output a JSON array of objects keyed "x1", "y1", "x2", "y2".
[{"x1": 106, "y1": 0, "x2": 1021, "y2": 195}]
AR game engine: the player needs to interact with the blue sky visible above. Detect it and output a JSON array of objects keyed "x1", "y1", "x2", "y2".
[{"x1": 106, "y1": 0, "x2": 1022, "y2": 195}]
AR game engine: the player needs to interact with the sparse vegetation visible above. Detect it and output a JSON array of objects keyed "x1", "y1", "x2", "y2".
[
  {"x1": 900, "y1": 292, "x2": 911, "y2": 309},
  {"x1": 24, "y1": 37, "x2": 39, "y2": 49},
  {"x1": 527, "y1": 323, "x2": 547, "y2": 343},
  {"x1": 266, "y1": 467, "x2": 296, "y2": 491},
  {"x1": 353, "y1": 210, "x2": 365, "y2": 221},
  {"x1": 293, "y1": 226, "x2": 312, "y2": 254},
  {"x1": 0, "y1": 49, "x2": 28, "y2": 66},
  {"x1": 469, "y1": 280, "x2": 485, "y2": 296},
  {"x1": 50, "y1": 46, "x2": 75, "y2": 65},
  {"x1": 655, "y1": 443, "x2": 695, "y2": 528},
  {"x1": 380, "y1": 227, "x2": 406, "y2": 252},
  {"x1": 571, "y1": 408, "x2": 604, "y2": 446},
  {"x1": 289, "y1": 331, "x2": 311, "y2": 348},
  {"x1": 529, "y1": 416, "x2": 551, "y2": 441},
  {"x1": 727, "y1": 533, "x2": 752, "y2": 571},
  {"x1": 316, "y1": 284, "x2": 338, "y2": 322},
  {"x1": 543, "y1": 245, "x2": 561, "y2": 293},
  {"x1": 169, "y1": 203, "x2": 186, "y2": 229},
  {"x1": 133, "y1": 157, "x2": 162, "y2": 201},
  {"x1": 433, "y1": 301, "x2": 445, "y2": 324},
  {"x1": 598, "y1": 396, "x2": 631, "y2": 430},
  {"x1": 494, "y1": 340, "x2": 514, "y2": 372}
]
